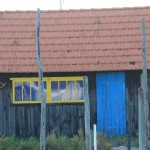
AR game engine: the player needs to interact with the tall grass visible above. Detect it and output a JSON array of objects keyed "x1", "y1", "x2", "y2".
[
  {"x1": 0, "y1": 136, "x2": 16, "y2": 150},
  {"x1": 17, "y1": 137, "x2": 39, "y2": 150},
  {"x1": 0, "y1": 130, "x2": 138, "y2": 150}
]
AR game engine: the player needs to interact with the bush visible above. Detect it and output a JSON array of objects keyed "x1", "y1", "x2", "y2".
[
  {"x1": 46, "y1": 129, "x2": 85, "y2": 150},
  {"x1": 17, "y1": 137, "x2": 39, "y2": 150},
  {"x1": 0, "y1": 136, "x2": 16, "y2": 150},
  {"x1": 46, "y1": 132, "x2": 58, "y2": 150},
  {"x1": 70, "y1": 129, "x2": 85, "y2": 150},
  {"x1": 106, "y1": 135, "x2": 126, "y2": 147},
  {"x1": 131, "y1": 136, "x2": 139, "y2": 147},
  {"x1": 0, "y1": 131, "x2": 139, "y2": 150},
  {"x1": 46, "y1": 132, "x2": 70, "y2": 150},
  {"x1": 57, "y1": 135, "x2": 70, "y2": 150},
  {"x1": 96, "y1": 133, "x2": 113, "y2": 150}
]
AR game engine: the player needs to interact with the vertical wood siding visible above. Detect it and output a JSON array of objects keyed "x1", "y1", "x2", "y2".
[
  {"x1": 0, "y1": 72, "x2": 96, "y2": 137},
  {"x1": 126, "y1": 71, "x2": 150, "y2": 135},
  {"x1": 0, "y1": 71, "x2": 145, "y2": 137},
  {"x1": 125, "y1": 71, "x2": 141, "y2": 135}
]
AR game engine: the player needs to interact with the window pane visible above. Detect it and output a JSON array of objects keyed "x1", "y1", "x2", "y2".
[
  {"x1": 32, "y1": 82, "x2": 38, "y2": 101},
  {"x1": 31, "y1": 81, "x2": 46, "y2": 101},
  {"x1": 23, "y1": 82, "x2": 30, "y2": 101},
  {"x1": 43, "y1": 81, "x2": 47, "y2": 100},
  {"x1": 15, "y1": 82, "x2": 22, "y2": 101},
  {"x1": 51, "y1": 81, "x2": 58, "y2": 100},
  {"x1": 68, "y1": 81, "x2": 75, "y2": 100},
  {"x1": 76, "y1": 81, "x2": 83, "y2": 100},
  {"x1": 60, "y1": 81, "x2": 66, "y2": 100}
]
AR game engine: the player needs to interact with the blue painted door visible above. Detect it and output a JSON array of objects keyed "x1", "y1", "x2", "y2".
[{"x1": 96, "y1": 72, "x2": 126, "y2": 136}]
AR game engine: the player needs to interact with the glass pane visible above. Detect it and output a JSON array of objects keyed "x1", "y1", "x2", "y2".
[
  {"x1": 51, "y1": 81, "x2": 58, "y2": 100},
  {"x1": 76, "y1": 81, "x2": 83, "y2": 100},
  {"x1": 43, "y1": 81, "x2": 47, "y2": 100},
  {"x1": 15, "y1": 82, "x2": 22, "y2": 101},
  {"x1": 60, "y1": 81, "x2": 66, "y2": 100},
  {"x1": 23, "y1": 82, "x2": 30, "y2": 101},
  {"x1": 31, "y1": 82, "x2": 38, "y2": 101},
  {"x1": 68, "y1": 81, "x2": 75, "y2": 100}
]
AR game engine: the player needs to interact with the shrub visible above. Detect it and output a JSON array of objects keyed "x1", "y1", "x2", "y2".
[
  {"x1": 70, "y1": 129, "x2": 85, "y2": 150},
  {"x1": 17, "y1": 137, "x2": 39, "y2": 150},
  {"x1": 46, "y1": 132, "x2": 71, "y2": 150},
  {"x1": 57, "y1": 135, "x2": 70, "y2": 150},
  {"x1": 0, "y1": 132, "x2": 139, "y2": 150},
  {"x1": 46, "y1": 132, "x2": 58, "y2": 150},
  {"x1": 0, "y1": 136, "x2": 16, "y2": 150},
  {"x1": 96, "y1": 133, "x2": 113, "y2": 150},
  {"x1": 131, "y1": 136, "x2": 139, "y2": 147}
]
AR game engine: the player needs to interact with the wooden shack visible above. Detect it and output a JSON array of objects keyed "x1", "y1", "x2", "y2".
[{"x1": 0, "y1": 7, "x2": 150, "y2": 137}]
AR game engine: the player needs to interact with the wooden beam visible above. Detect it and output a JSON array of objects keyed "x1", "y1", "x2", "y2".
[
  {"x1": 138, "y1": 18, "x2": 149, "y2": 150},
  {"x1": 138, "y1": 87, "x2": 145, "y2": 150},
  {"x1": 142, "y1": 19, "x2": 149, "y2": 150},
  {"x1": 36, "y1": 8, "x2": 46, "y2": 150},
  {"x1": 84, "y1": 76, "x2": 92, "y2": 150}
]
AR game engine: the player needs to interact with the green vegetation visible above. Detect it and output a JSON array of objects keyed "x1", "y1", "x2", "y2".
[
  {"x1": 0, "y1": 130, "x2": 138, "y2": 150},
  {"x1": 106, "y1": 135, "x2": 139, "y2": 148}
]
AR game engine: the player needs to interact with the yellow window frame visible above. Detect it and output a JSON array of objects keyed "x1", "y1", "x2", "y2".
[{"x1": 10, "y1": 76, "x2": 84, "y2": 104}]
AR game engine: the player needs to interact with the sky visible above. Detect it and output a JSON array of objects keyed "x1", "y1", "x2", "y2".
[{"x1": 0, "y1": 0, "x2": 150, "y2": 10}]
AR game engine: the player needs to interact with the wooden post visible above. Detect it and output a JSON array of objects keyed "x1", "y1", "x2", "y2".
[
  {"x1": 138, "y1": 18, "x2": 149, "y2": 150},
  {"x1": 138, "y1": 87, "x2": 145, "y2": 150},
  {"x1": 36, "y1": 8, "x2": 46, "y2": 150},
  {"x1": 84, "y1": 76, "x2": 92, "y2": 150},
  {"x1": 141, "y1": 18, "x2": 149, "y2": 149}
]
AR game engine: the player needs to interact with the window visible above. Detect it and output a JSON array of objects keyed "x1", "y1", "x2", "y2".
[
  {"x1": 49, "y1": 77, "x2": 84, "y2": 103},
  {"x1": 11, "y1": 77, "x2": 84, "y2": 104}
]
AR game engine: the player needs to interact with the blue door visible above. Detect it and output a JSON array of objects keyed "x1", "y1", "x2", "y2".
[{"x1": 96, "y1": 72, "x2": 126, "y2": 136}]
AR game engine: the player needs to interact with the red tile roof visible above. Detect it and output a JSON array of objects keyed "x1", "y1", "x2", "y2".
[{"x1": 0, "y1": 7, "x2": 150, "y2": 73}]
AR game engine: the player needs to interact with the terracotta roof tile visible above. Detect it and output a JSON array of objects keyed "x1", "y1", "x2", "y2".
[{"x1": 0, "y1": 7, "x2": 150, "y2": 73}]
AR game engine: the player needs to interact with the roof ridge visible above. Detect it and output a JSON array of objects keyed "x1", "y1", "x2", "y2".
[{"x1": 1, "y1": 6, "x2": 150, "y2": 13}]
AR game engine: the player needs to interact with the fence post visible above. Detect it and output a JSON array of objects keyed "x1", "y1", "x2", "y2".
[
  {"x1": 84, "y1": 76, "x2": 92, "y2": 150},
  {"x1": 36, "y1": 8, "x2": 46, "y2": 150},
  {"x1": 138, "y1": 87, "x2": 145, "y2": 150},
  {"x1": 139, "y1": 18, "x2": 149, "y2": 150}
]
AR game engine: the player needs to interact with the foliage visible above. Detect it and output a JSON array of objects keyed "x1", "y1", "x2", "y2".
[
  {"x1": 46, "y1": 132, "x2": 58, "y2": 150},
  {"x1": 130, "y1": 136, "x2": 139, "y2": 147},
  {"x1": 0, "y1": 136, "x2": 16, "y2": 150},
  {"x1": 46, "y1": 129, "x2": 85, "y2": 150},
  {"x1": 105, "y1": 134, "x2": 139, "y2": 148},
  {"x1": 94, "y1": 133, "x2": 112, "y2": 150},
  {"x1": 0, "y1": 131, "x2": 139, "y2": 150},
  {"x1": 57, "y1": 135, "x2": 70, "y2": 150},
  {"x1": 69, "y1": 129, "x2": 85, "y2": 150},
  {"x1": 17, "y1": 137, "x2": 39, "y2": 150}
]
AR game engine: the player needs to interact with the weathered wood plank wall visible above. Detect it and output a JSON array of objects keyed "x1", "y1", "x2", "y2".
[
  {"x1": 1, "y1": 71, "x2": 147, "y2": 137},
  {"x1": 0, "y1": 72, "x2": 96, "y2": 137},
  {"x1": 125, "y1": 71, "x2": 140, "y2": 135},
  {"x1": 125, "y1": 71, "x2": 150, "y2": 135}
]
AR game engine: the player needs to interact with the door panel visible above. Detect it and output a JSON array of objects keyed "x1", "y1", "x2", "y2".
[{"x1": 96, "y1": 72, "x2": 126, "y2": 136}]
